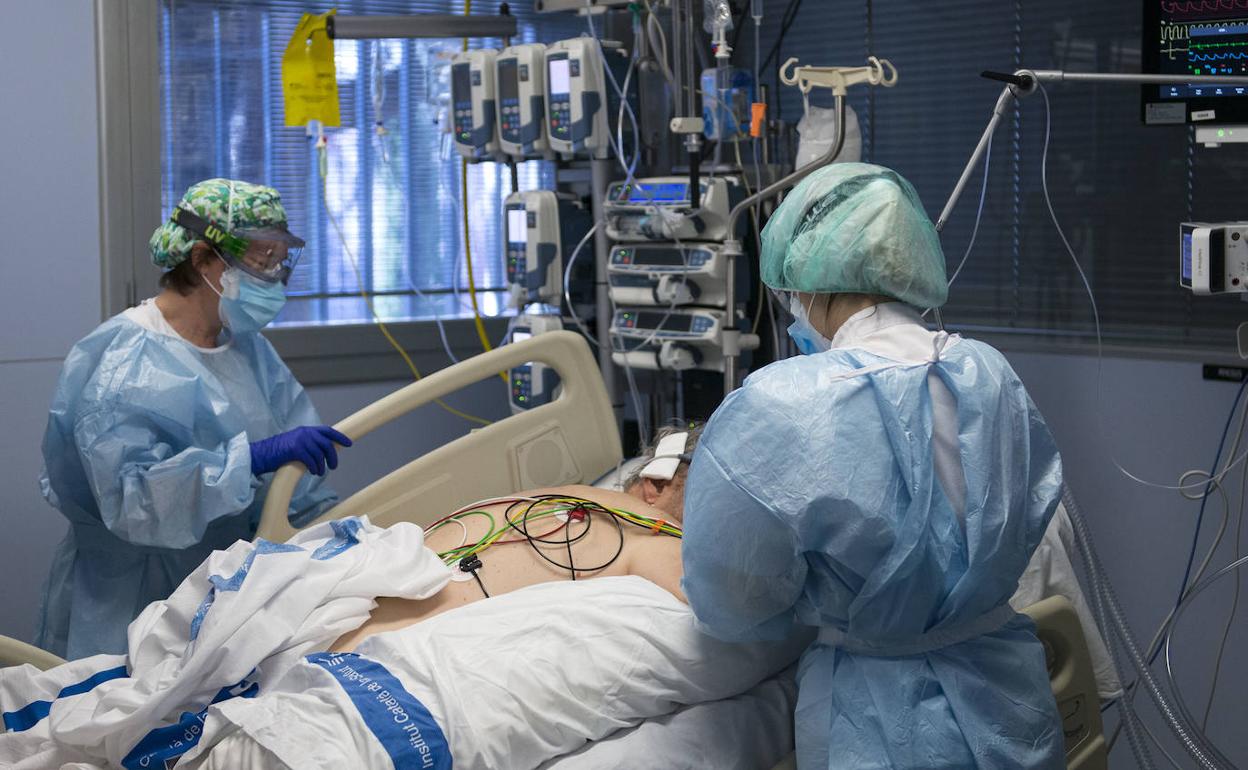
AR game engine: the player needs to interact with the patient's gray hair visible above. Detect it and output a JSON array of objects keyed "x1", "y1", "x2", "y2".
[{"x1": 622, "y1": 422, "x2": 705, "y2": 491}]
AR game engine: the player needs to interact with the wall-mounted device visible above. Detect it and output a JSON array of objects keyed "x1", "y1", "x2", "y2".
[
  {"x1": 603, "y1": 176, "x2": 744, "y2": 242},
  {"x1": 509, "y1": 315, "x2": 564, "y2": 413},
  {"x1": 496, "y1": 43, "x2": 548, "y2": 158},
  {"x1": 1181, "y1": 221, "x2": 1248, "y2": 294},
  {"x1": 545, "y1": 37, "x2": 632, "y2": 158},
  {"x1": 504, "y1": 190, "x2": 594, "y2": 308},
  {"x1": 451, "y1": 49, "x2": 500, "y2": 160},
  {"x1": 607, "y1": 243, "x2": 730, "y2": 307},
  {"x1": 610, "y1": 307, "x2": 744, "y2": 372}
]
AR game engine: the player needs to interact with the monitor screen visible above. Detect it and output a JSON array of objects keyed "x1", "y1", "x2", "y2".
[
  {"x1": 549, "y1": 58, "x2": 571, "y2": 95},
  {"x1": 626, "y1": 182, "x2": 688, "y2": 204},
  {"x1": 452, "y1": 62, "x2": 472, "y2": 109},
  {"x1": 1143, "y1": 4, "x2": 1248, "y2": 123},
  {"x1": 508, "y1": 208, "x2": 528, "y2": 243},
  {"x1": 635, "y1": 311, "x2": 695, "y2": 332},
  {"x1": 498, "y1": 58, "x2": 518, "y2": 102},
  {"x1": 634, "y1": 247, "x2": 702, "y2": 266},
  {"x1": 1182, "y1": 230, "x2": 1194, "y2": 284},
  {"x1": 513, "y1": 330, "x2": 532, "y2": 343}
]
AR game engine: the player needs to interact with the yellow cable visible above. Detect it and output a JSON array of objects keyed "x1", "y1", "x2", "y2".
[
  {"x1": 460, "y1": 157, "x2": 496, "y2": 357},
  {"x1": 457, "y1": 0, "x2": 509, "y2": 383},
  {"x1": 318, "y1": 146, "x2": 493, "y2": 426}
]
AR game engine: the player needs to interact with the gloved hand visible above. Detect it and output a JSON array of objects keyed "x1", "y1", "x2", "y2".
[{"x1": 249, "y1": 425, "x2": 353, "y2": 476}]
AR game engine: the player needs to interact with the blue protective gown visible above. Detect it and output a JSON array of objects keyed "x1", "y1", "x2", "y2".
[
  {"x1": 36, "y1": 300, "x2": 337, "y2": 659},
  {"x1": 682, "y1": 304, "x2": 1065, "y2": 769}
]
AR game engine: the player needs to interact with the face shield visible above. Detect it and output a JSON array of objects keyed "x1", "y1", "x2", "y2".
[{"x1": 170, "y1": 206, "x2": 305, "y2": 284}]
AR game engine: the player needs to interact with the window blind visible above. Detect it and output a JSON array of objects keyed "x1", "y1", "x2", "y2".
[
  {"x1": 159, "y1": 0, "x2": 581, "y2": 325},
  {"x1": 747, "y1": 0, "x2": 1248, "y2": 349}
]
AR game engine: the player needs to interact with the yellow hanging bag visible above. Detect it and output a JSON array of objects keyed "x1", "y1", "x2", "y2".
[{"x1": 282, "y1": 10, "x2": 341, "y2": 127}]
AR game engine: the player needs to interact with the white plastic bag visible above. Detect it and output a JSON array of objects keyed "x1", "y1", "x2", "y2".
[{"x1": 795, "y1": 103, "x2": 862, "y2": 169}]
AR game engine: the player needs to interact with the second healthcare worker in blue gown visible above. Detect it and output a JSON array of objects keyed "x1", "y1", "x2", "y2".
[
  {"x1": 37, "y1": 179, "x2": 352, "y2": 659},
  {"x1": 681, "y1": 164, "x2": 1065, "y2": 768}
]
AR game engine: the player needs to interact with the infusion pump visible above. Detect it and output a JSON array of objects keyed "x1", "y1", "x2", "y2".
[
  {"x1": 610, "y1": 308, "x2": 756, "y2": 372},
  {"x1": 545, "y1": 37, "x2": 632, "y2": 159},
  {"x1": 603, "y1": 176, "x2": 744, "y2": 242},
  {"x1": 607, "y1": 243, "x2": 730, "y2": 307},
  {"x1": 451, "y1": 49, "x2": 500, "y2": 160},
  {"x1": 509, "y1": 315, "x2": 564, "y2": 414},
  {"x1": 496, "y1": 43, "x2": 548, "y2": 158},
  {"x1": 504, "y1": 190, "x2": 593, "y2": 308}
]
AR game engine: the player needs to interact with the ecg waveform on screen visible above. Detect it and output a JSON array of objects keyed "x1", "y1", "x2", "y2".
[
  {"x1": 1163, "y1": 0, "x2": 1248, "y2": 22},
  {"x1": 1190, "y1": 50, "x2": 1248, "y2": 59},
  {"x1": 1157, "y1": 18, "x2": 1248, "y2": 73},
  {"x1": 1163, "y1": 0, "x2": 1248, "y2": 8}
]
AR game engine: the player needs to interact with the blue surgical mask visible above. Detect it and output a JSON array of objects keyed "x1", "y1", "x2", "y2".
[
  {"x1": 211, "y1": 267, "x2": 287, "y2": 333},
  {"x1": 786, "y1": 295, "x2": 832, "y2": 355}
]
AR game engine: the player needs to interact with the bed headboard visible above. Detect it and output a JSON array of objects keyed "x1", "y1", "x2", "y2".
[{"x1": 256, "y1": 331, "x2": 623, "y2": 542}]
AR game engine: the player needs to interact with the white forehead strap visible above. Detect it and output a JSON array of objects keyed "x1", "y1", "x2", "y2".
[{"x1": 639, "y1": 432, "x2": 690, "y2": 481}]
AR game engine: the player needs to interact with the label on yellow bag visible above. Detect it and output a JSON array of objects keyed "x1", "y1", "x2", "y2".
[{"x1": 282, "y1": 10, "x2": 341, "y2": 127}]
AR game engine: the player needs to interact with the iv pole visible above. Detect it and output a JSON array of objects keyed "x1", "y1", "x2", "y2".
[{"x1": 717, "y1": 57, "x2": 898, "y2": 394}]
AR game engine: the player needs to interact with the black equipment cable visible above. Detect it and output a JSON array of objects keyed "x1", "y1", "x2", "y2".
[{"x1": 504, "y1": 496, "x2": 627, "y2": 577}]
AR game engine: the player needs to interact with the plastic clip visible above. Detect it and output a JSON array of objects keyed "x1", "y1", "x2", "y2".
[{"x1": 750, "y1": 102, "x2": 766, "y2": 138}]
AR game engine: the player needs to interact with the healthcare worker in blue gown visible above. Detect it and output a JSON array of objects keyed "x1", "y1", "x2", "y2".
[
  {"x1": 37, "y1": 179, "x2": 352, "y2": 659},
  {"x1": 681, "y1": 164, "x2": 1065, "y2": 769}
]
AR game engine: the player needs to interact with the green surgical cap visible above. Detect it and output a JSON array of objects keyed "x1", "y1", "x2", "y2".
[
  {"x1": 760, "y1": 163, "x2": 948, "y2": 308},
  {"x1": 149, "y1": 178, "x2": 290, "y2": 269}
]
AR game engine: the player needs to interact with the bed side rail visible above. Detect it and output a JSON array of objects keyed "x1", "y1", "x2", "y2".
[{"x1": 256, "y1": 331, "x2": 621, "y2": 542}]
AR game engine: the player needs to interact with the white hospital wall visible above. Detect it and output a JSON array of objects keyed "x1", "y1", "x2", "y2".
[
  {"x1": 0, "y1": 3, "x2": 101, "y2": 646},
  {"x1": 1006, "y1": 349, "x2": 1248, "y2": 766}
]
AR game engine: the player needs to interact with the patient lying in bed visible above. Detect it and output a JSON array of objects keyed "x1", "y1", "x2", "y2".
[
  {"x1": 332, "y1": 426, "x2": 700, "y2": 652},
  {"x1": 331, "y1": 424, "x2": 703, "y2": 653}
]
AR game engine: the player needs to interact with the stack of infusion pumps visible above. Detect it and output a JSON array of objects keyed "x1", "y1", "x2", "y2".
[
  {"x1": 603, "y1": 176, "x2": 747, "y2": 372},
  {"x1": 451, "y1": 38, "x2": 633, "y2": 161}
]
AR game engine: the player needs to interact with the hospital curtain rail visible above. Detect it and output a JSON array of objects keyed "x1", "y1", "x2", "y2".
[
  {"x1": 158, "y1": 0, "x2": 581, "y2": 327},
  {"x1": 744, "y1": 0, "x2": 1248, "y2": 352}
]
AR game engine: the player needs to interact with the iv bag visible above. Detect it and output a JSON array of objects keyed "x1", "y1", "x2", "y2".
[
  {"x1": 796, "y1": 103, "x2": 862, "y2": 169},
  {"x1": 703, "y1": 0, "x2": 733, "y2": 33}
]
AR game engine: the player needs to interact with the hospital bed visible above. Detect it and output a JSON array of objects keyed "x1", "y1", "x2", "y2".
[
  {"x1": 253, "y1": 331, "x2": 1108, "y2": 770},
  {"x1": 0, "y1": 331, "x2": 1108, "y2": 768}
]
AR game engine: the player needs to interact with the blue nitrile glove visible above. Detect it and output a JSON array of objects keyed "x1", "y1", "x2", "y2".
[{"x1": 249, "y1": 426, "x2": 353, "y2": 476}]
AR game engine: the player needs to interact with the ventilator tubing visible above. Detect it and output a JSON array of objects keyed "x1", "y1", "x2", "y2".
[{"x1": 1062, "y1": 485, "x2": 1232, "y2": 769}]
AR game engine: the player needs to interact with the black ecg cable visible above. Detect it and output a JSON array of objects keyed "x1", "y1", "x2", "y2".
[
  {"x1": 459, "y1": 554, "x2": 490, "y2": 598},
  {"x1": 504, "y1": 496, "x2": 626, "y2": 578}
]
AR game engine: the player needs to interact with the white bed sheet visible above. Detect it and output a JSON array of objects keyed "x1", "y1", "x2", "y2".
[
  {"x1": 184, "y1": 576, "x2": 807, "y2": 770},
  {"x1": 540, "y1": 666, "x2": 799, "y2": 770}
]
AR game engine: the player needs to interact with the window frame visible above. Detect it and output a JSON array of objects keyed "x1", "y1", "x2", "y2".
[{"x1": 99, "y1": 0, "x2": 520, "y2": 386}]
